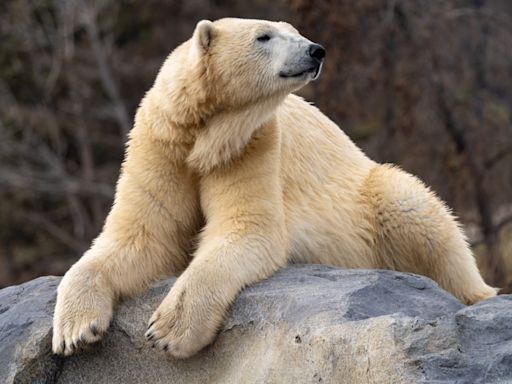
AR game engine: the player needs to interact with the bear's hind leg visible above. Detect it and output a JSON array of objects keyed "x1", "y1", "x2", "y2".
[{"x1": 363, "y1": 164, "x2": 496, "y2": 305}]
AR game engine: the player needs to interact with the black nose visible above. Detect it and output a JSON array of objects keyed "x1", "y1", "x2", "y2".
[{"x1": 309, "y1": 44, "x2": 326, "y2": 61}]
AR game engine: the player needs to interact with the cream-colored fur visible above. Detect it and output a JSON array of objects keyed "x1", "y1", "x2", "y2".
[{"x1": 53, "y1": 18, "x2": 496, "y2": 359}]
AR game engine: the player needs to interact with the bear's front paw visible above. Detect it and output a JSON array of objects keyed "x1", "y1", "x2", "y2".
[
  {"x1": 52, "y1": 268, "x2": 114, "y2": 356},
  {"x1": 145, "y1": 278, "x2": 224, "y2": 359}
]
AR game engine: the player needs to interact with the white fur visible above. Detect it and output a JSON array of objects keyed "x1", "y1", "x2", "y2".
[{"x1": 52, "y1": 18, "x2": 495, "y2": 360}]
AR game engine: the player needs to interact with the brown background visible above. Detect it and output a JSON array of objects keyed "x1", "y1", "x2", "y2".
[{"x1": 1, "y1": 0, "x2": 511, "y2": 291}]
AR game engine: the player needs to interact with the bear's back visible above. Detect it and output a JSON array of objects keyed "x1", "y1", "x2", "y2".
[{"x1": 277, "y1": 94, "x2": 376, "y2": 266}]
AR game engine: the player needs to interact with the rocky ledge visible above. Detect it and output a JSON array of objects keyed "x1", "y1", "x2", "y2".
[{"x1": 1, "y1": 265, "x2": 511, "y2": 384}]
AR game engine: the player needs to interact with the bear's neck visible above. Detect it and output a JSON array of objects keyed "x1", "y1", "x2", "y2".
[
  {"x1": 186, "y1": 94, "x2": 285, "y2": 174},
  {"x1": 136, "y1": 79, "x2": 286, "y2": 173}
]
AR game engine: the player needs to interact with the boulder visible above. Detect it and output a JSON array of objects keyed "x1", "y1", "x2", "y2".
[{"x1": 1, "y1": 265, "x2": 511, "y2": 383}]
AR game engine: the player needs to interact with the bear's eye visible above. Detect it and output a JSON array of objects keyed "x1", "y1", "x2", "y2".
[{"x1": 256, "y1": 34, "x2": 271, "y2": 42}]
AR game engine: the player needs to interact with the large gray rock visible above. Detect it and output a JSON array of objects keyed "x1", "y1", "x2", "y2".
[{"x1": 1, "y1": 265, "x2": 511, "y2": 383}]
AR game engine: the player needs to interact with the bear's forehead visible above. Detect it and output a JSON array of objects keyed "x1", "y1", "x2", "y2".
[{"x1": 214, "y1": 18, "x2": 295, "y2": 33}]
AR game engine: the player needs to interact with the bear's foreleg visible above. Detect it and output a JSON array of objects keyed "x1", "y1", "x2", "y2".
[
  {"x1": 52, "y1": 168, "x2": 201, "y2": 355},
  {"x1": 145, "y1": 121, "x2": 287, "y2": 358}
]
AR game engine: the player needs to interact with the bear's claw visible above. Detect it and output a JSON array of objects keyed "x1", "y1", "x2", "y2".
[
  {"x1": 52, "y1": 293, "x2": 113, "y2": 356},
  {"x1": 143, "y1": 279, "x2": 224, "y2": 358}
]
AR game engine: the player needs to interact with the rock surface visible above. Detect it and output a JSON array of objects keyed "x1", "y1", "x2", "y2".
[{"x1": 1, "y1": 265, "x2": 511, "y2": 383}]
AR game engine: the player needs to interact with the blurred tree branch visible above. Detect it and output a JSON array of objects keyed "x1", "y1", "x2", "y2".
[{"x1": 78, "y1": 0, "x2": 130, "y2": 139}]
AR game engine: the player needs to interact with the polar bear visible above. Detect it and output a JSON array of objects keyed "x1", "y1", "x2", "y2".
[{"x1": 52, "y1": 18, "x2": 496, "y2": 359}]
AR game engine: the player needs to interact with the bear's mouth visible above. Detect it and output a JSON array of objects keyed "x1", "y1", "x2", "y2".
[{"x1": 279, "y1": 64, "x2": 322, "y2": 80}]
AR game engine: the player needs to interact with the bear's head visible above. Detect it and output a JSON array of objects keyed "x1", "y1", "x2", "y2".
[
  {"x1": 156, "y1": 18, "x2": 325, "y2": 124},
  {"x1": 150, "y1": 18, "x2": 325, "y2": 172}
]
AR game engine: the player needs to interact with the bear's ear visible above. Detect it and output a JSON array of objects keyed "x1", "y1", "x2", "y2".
[{"x1": 193, "y1": 20, "x2": 215, "y2": 54}]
